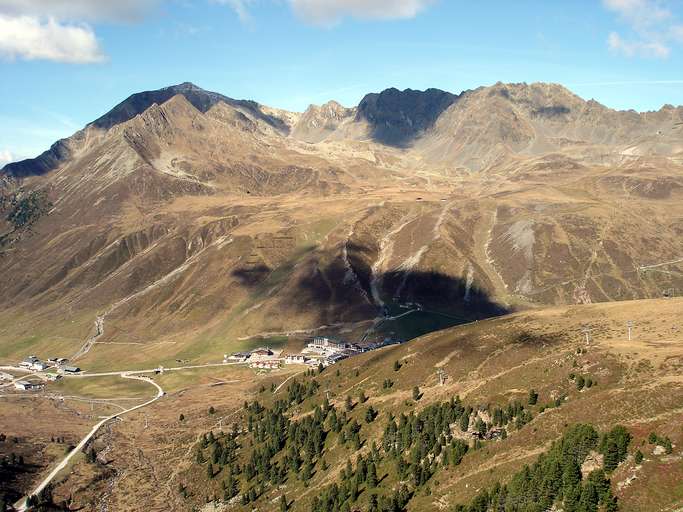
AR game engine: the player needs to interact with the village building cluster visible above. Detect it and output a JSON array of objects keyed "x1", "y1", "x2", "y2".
[
  {"x1": 225, "y1": 335, "x2": 380, "y2": 372},
  {"x1": 302, "y1": 336, "x2": 363, "y2": 365},
  {"x1": 19, "y1": 355, "x2": 48, "y2": 371},
  {"x1": 19, "y1": 355, "x2": 79, "y2": 374},
  {"x1": 8, "y1": 354, "x2": 81, "y2": 392}
]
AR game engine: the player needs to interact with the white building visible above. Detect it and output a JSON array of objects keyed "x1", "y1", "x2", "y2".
[
  {"x1": 250, "y1": 348, "x2": 278, "y2": 362},
  {"x1": 250, "y1": 360, "x2": 280, "y2": 370},
  {"x1": 309, "y1": 337, "x2": 350, "y2": 351},
  {"x1": 31, "y1": 361, "x2": 48, "y2": 371},
  {"x1": 306, "y1": 358, "x2": 325, "y2": 367},
  {"x1": 284, "y1": 354, "x2": 308, "y2": 365},
  {"x1": 226, "y1": 352, "x2": 251, "y2": 363},
  {"x1": 14, "y1": 380, "x2": 35, "y2": 390}
]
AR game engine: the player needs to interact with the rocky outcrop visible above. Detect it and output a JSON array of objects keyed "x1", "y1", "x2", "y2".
[
  {"x1": 291, "y1": 101, "x2": 355, "y2": 143},
  {"x1": 355, "y1": 87, "x2": 458, "y2": 146},
  {"x1": 89, "y1": 82, "x2": 291, "y2": 134}
]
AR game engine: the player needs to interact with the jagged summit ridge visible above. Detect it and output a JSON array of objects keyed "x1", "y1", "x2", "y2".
[
  {"x1": 3, "y1": 81, "x2": 683, "y2": 178},
  {"x1": 355, "y1": 87, "x2": 459, "y2": 146},
  {"x1": 89, "y1": 81, "x2": 288, "y2": 133}
]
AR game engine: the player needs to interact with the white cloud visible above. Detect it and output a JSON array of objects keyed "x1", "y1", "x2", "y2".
[
  {"x1": 0, "y1": 0, "x2": 161, "y2": 23},
  {"x1": 288, "y1": 0, "x2": 434, "y2": 26},
  {"x1": 0, "y1": 14, "x2": 104, "y2": 63},
  {"x1": 219, "y1": 0, "x2": 434, "y2": 26},
  {"x1": 0, "y1": 0, "x2": 162, "y2": 64},
  {"x1": 0, "y1": 149, "x2": 15, "y2": 168},
  {"x1": 608, "y1": 31, "x2": 670, "y2": 58},
  {"x1": 603, "y1": 0, "x2": 682, "y2": 58},
  {"x1": 603, "y1": 0, "x2": 671, "y2": 28}
]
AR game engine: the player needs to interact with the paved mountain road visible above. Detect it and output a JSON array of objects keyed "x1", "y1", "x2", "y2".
[{"x1": 14, "y1": 374, "x2": 164, "y2": 511}]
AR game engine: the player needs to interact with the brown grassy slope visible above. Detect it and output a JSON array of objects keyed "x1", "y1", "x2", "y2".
[
  {"x1": 313, "y1": 297, "x2": 683, "y2": 512},
  {"x1": 49, "y1": 297, "x2": 681, "y2": 512},
  {"x1": 44, "y1": 365, "x2": 296, "y2": 512}
]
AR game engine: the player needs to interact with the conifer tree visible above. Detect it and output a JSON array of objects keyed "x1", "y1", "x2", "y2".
[
  {"x1": 367, "y1": 461, "x2": 378, "y2": 488},
  {"x1": 345, "y1": 395, "x2": 354, "y2": 412},
  {"x1": 528, "y1": 389, "x2": 538, "y2": 405},
  {"x1": 459, "y1": 413, "x2": 470, "y2": 432},
  {"x1": 634, "y1": 449, "x2": 643, "y2": 464},
  {"x1": 576, "y1": 375, "x2": 585, "y2": 390}
]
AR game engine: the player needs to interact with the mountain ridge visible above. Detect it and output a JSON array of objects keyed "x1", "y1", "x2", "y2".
[
  {"x1": 3, "y1": 80, "x2": 682, "y2": 177},
  {"x1": 0, "y1": 79, "x2": 682, "y2": 375}
]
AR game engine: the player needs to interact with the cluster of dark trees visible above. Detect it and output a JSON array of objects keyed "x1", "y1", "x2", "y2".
[
  {"x1": 310, "y1": 446, "x2": 396, "y2": 512},
  {"x1": 382, "y1": 396, "x2": 530, "y2": 461},
  {"x1": 192, "y1": 378, "x2": 338, "y2": 505},
  {"x1": 189, "y1": 369, "x2": 635, "y2": 512},
  {"x1": 489, "y1": 400, "x2": 533, "y2": 430},
  {"x1": 0, "y1": 189, "x2": 52, "y2": 246},
  {"x1": 192, "y1": 375, "x2": 548, "y2": 511},
  {"x1": 85, "y1": 447, "x2": 97, "y2": 464},
  {"x1": 0, "y1": 452, "x2": 24, "y2": 468},
  {"x1": 24, "y1": 484, "x2": 70, "y2": 511},
  {"x1": 648, "y1": 431, "x2": 673, "y2": 454},
  {"x1": 452, "y1": 424, "x2": 629, "y2": 512},
  {"x1": 311, "y1": 395, "x2": 531, "y2": 512},
  {"x1": 313, "y1": 483, "x2": 412, "y2": 512},
  {"x1": 379, "y1": 396, "x2": 533, "y2": 495},
  {"x1": 599, "y1": 426, "x2": 631, "y2": 472},
  {"x1": 283, "y1": 378, "x2": 320, "y2": 406},
  {"x1": 568, "y1": 371, "x2": 597, "y2": 391}
]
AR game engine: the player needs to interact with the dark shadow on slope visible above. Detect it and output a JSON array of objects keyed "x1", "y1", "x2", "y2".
[
  {"x1": 231, "y1": 264, "x2": 272, "y2": 287},
  {"x1": 355, "y1": 87, "x2": 460, "y2": 148},
  {"x1": 372, "y1": 269, "x2": 509, "y2": 341},
  {"x1": 231, "y1": 245, "x2": 509, "y2": 343}
]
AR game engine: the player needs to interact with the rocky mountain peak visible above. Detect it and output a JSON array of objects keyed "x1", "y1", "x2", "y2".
[
  {"x1": 2, "y1": 83, "x2": 293, "y2": 178},
  {"x1": 88, "y1": 82, "x2": 228, "y2": 130},
  {"x1": 290, "y1": 100, "x2": 355, "y2": 142},
  {"x1": 319, "y1": 100, "x2": 352, "y2": 118},
  {"x1": 356, "y1": 87, "x2": 459, "y2": 146}
]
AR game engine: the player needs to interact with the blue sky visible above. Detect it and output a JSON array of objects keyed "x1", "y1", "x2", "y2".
[{"x1": 1, "y1": 0, "x2": 683, "y2": 164}]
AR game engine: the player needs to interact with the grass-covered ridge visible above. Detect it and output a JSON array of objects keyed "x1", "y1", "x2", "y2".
[
  {"x1": 169, "y1": 299, "x2": 683, "y2": 512},
  {"x1": 181, "y1": 367, "x2": 632, "y2": 512}
]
